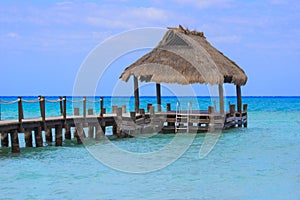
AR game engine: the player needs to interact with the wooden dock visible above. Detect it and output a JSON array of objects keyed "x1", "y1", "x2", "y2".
[{"x1": 0, "y1": 97, "x2": 247, "y2": 153}]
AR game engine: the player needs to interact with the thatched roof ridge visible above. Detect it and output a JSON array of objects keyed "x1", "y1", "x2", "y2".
[{"x1": 120, "y1": 25, "x2": 247, "y2": 86}]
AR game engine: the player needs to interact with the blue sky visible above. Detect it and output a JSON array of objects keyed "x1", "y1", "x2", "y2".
[{"x1": 0, "y1": 0, "x2": 299, "y2": 96}]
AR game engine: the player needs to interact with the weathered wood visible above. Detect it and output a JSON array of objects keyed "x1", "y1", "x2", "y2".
[
  {"x1": 88, "y1": 109, "x2": 93, "y2": 115},
  {"x1": 1, "y1": 132, "x2": 9, "y2": 147},
  {"x1": 147, "y1": 104, "x2": 152, "y2": 112},
  {"x1": 34, "y1": 127, "x2": 43, "y2": 147},
  {"x1": 218, "y1": 84, "x2": 224, "y2": 115},
  {"x1": 74, "y1": 123, "x2": 84, "y2": 144},
  {"x1": 45, "y1": 128, "x2": 52, "y2": 142},
  {"x1": 230, "y1": 104, "x2": 236, "y2": 116},
  {"x1": 139, "y1": 109, "x2": 145, "y2": 115},
  {"x1": 101, "y1": 108, "x2": 106, "y2": 115},
  {"x1": 122, "y1": 105, "x2": 126, "y2": 113},
  {"x1": 11, "y1": 131, "x2": 20, "y2": 153},
  {"x1": 130, "y1": 112, "x2": 136, "y2": 121},
  {"x1": 88, "y1": 125, "x2": 94, "y2": 138},
  {"x1": 243, "y1": 104, "x2": 248, "y2": 112},
  {"x1": 167, "y1": 103, "x2": 171, "y2": 112},
  {"x1": 18, "y1": 96, "x2": 23, "y2": 132},
  {"x1": 63, "y1": 96, "x2": 67, "y2": 120},
  {"x1": 39, "y1": 96, "x2": 46, "y2": 130},
  {"x1": 83, "y1": 96, "x2": 87, "y2": 119},
  {"x1": 100, "y1": 97, "x2": 104, "y2": 116},
  {"x1": 95, "y1": 124, "x2": 105, "y2": 140},
  {"x1": 236, "y1": 85, "x2": 242, "y2": 127},
  {"x1": 116, "y1": 108, "x2": 122, "y2": 138},
  {"x1": 134, "y1": 76, "x2": 140, "y2": 113},
  {"x1": 112, "y1": 106, "x2": 118, "y2": 114},
  {"x1": 74, "y1": 108, "x2": 80, "y2": 116},
  {"x1": 55, "y1": 124, "x2": 63, "y2": 146},
  {"x1": 243, "y1": 104, "x2": 248, "y2": 127},
  {"x1": 156, "y1": 83, "x2": 162, "y2": 112},
  {"x1": 24, "y1": 129, "x2": 33, "y2": 147},
  {"x1": 149, "y1": 106, "x2": 155, "y2": 116},
  {"x1": 65, "y1": 124, "x2": 71, "y2": 140},
  {"x1": 59, "y1": 96, "x2": 63, "y2": 116},
  {"x1": 208, "y1": 106, "x2": 215, "y2": 132}
]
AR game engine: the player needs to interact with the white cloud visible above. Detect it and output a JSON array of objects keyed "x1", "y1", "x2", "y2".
[
  {"x1": 5, "y1": 32, "x2": 20, "y2": 38},
  {"x1": 175, "y1": 0, "x2": 234, "y2": 9}
]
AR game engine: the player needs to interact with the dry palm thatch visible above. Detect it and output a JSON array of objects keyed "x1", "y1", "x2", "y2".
[{"x1": 120, "y1": 25, "x2": 247, "y2": 86}]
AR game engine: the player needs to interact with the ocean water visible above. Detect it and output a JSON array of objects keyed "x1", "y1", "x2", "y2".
[{"x1": 0, "y1": 96, "x2": 300, "y2": 199}]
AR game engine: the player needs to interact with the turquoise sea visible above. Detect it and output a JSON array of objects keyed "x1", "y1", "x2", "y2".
[{"x1": 0, "y1": 96, "x2": 300, "y2": 199}]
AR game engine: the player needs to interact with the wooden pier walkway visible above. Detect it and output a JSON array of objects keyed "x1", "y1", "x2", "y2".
[{"x1": 0, "y1": 97, "x2": 247, "y2": 153}]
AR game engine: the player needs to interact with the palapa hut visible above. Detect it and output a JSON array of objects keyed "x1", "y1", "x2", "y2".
[{"x1": 120, "y1": 25, "x2": 247, "y2": 129}]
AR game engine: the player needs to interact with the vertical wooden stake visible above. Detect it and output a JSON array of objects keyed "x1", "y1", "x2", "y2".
[
  {"x1": 45, "y1": 128, "x2": 52, "y2": 143},
  {"x1": 122, "y1": 105, "x2": 126, "y2": 113},
  {"x1": 11, "y1": 130, "x2": 20, "y2": 153},
  {"x1": 83, "y1": 96, "x2": 87, "y2": 119},
  {"x1": 116, "y1": 107, "x2": 122, "y2": 138},
  {"x1": 18, "y1": 96, "x2": 24, "y2": 132},
  {"x1": 236, "y1": 85, "x2": 242, "y2": 127},
  {"x1": 156, "y1": 83, "x2": 162, "y2": 112},
  {"x1": 218, "y1": 84, "x2": 224, "y2": 115},
  {"x1": 1, "y1": 132, "x2": 9, "y2": 147},
  {"x1": 63, "y1": 96, "x2": 67, "y2": 120},
  {"x1": 24, "y1": 129, "x2": 33, "y2": 147},
  {"x1": 134, "y1": 76, "x2": 140, "y2": 113},
  {"x1": 65, "y1": 125, "x2": 71, "y2": 140},
  {"x1": 55, "y1": 124, "x2": 63, "y2": 146},
  {"x1": 167, "y1": 103, "x2": 171, "y2": 112},
  {"x1": 208, "y1": 106, "x2": 215, "y2": 132},
  {"x1": 100, "y1": 97, "x2": 104, "y2": 117},
  {"x1": 34, "y1": 127, "x2": 43, "y2": 147}
]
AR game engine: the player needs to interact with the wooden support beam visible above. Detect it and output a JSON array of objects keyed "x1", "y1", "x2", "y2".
[
  {"x1": 208, "y1": 106, "x2": 215, "y2": 132},
  {"x1": 18, "y1": 96, "x2": 23, "y2": 132},
  {"x1": 59, "y1": 96, "x2": 63, "y2": 116},
  {"x1": 147, "y1": 104, "x2": 152, "y2": 112},
  {"x1": 167, "y1": 103, "x2": 171, "y2": 112},
  {"x1": 63, "y1": 96, "x2": 67, "y2": 120},
  {"x1": 100, "y1": 97, "x2": 104, "y2": 117},
  {"x1": 11, "y1": 130, "x2": 20, "y2": 153},
  {"x1": 45, "y1": 128, "x2": 52, "y2": 142},
  {"x1": 83, "y1": 96, "x2": 87, "y2": 119},
  {"x1": 156, "y1": 83, "x2": 162, "y2": 112},
  {"x1": 1, "y1": 132, "x2": 9, "y2": 147},
  {"x1": 88, "y1": 125, "x2": 94, "y2": 138},
  {"x1": 218, "y1": 84, "x2": 224, "y2": 115},
  {"x1": 116, "y1": 107, "x2": 122, "y2": 138},
  {"x1": 24, "y1": 129, "x2": 33, "y2": 147},
  {"x1": 74, "y1": 108, "x2": 80, "y2": 116},
  {"x1": 64, "y1": 125, "x2": 71, "y2": 140},
  {"x1": 122, "y1": 105, "x2": 126, "y2": 113},
  {"x1": 95, "y1": 124, "x2": 104, "y2": 140},
  {"x1": 55, "y1": 124, "x2": 63, "y2": 146},
  {"x1": 39, "y1": 96, "x2": 46, "y2": 130},
  {"x1": 236, "y1": 85, "x2": 242, "y2": 127},
  {"x1": 34, "y1": 127, "x2": 43, "y2": 147},
  {"x1": 134, "y1": 76, "x2": 140, "y2": 113}
]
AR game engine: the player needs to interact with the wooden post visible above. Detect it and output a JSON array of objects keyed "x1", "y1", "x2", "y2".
[
  {"x1": 230, "y1": 104, "x2": 236, "y2": 116},
  {"x1": 149, "y1": 106, "x2": 155, "y2": 116},
  {"x1": 208, "y1": 106, "x2": 215, "y2": 132},
  {"x1": 147, "y1": 104, "x2": 152, "y2": 112},
  {"x1": 243, "y1": 104, "x2": 248, "y2": 127},
  {"x1": 39, "y1": 96, "x2": 46, "y2": 130},
  {"x1": 88, "y1": 125, "x2": 94, "y2": 138},
  {"x1": 112, "y1": 106, "x2": 118, "y2": 114},
  {"x1": 116, "y1": 107, "x2": 122, "y2": 138},
  {"x1": 1, "y1": 131, "x2": 9, "y2": 147},
  {"x1": 45, "y1": 128, "x2": 52, "y2": 142},
  {"x1": 63, "y1": 96, "x2": 67, "y2": 120},
  {"x1": 100, "y1": 97, "x2": 104, "y2": 117},
  {"x1": 11, "y1": 130, "x2": 20, "y2": 153},
  {"x1": 83, "y1": 96, "x2": 87, "y2": 119},
  {"x1": 95, "y1": 124, "x2": 104, "y2": 140},
  {"x1": 34, "y1": 127, "x2": 43, "y2": 147},
  {"x1": 55, "y1": 124, "x2": 63, "y2": 146},
  {"x1": 134, "y1": 76, "x2": 140, "y2": 113},
  {"x1": 236, "y1": 85, "x2": 242, "y2": 127},
  {"x1": 122, "y1": 105, "x2": 126, "y2": 113},
  {"x1": 101, "y1": 108, "x2": 106, "y2": 115},
  {"x1": 88, "y1": 109, "x2": 93, "y2": 115},
  {"x1": 18, "y1": 96, "x2": 23, "y2": 132},
  {"x1": 156, "y1": 83, "x2": 162, "y2": 112},
  {"x1": 64, "y1": 124, "x2": 71, "y2": 140},
  {"x1": 74, "y1": 108, "x2": 80, "y2": 116},
  {"x1": 59, "y1": 96, "x2": 63, "y2": 116},
  {"x1": 24, "y1": 129, "x2": 33, "y2": 147},
  {"x1": 167, "y1": 103, "x2": 171, "y2": 112},
  {"x1": 218, "y1": 84, "x2": 224, "y2": 115}
]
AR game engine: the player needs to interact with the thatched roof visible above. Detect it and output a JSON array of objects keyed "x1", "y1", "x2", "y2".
[{"x1": 120, "y1": 25, "x2": 247, "y2": 86}]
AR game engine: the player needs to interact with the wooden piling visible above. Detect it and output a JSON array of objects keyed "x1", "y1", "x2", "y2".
[
  {"x1": 64, "y1": 124, "x2": 71, "y2": 140},
  {"x1": 39, "y1": 96, "x2": 46, "y2": 130},
  {"x1": 74, "y1": 108, "x2": 80, "y2": 116},
  {"x1": 63, "y1": 96, "x2": 67, "y2": 120},
  {"x1": 45, "y1": 128, "x2": 52, "y2": 142},
  {"x1": 87, "y1": 109, "x2": 94, "y2": 137},
  {"x1": 134, "y1": 76, "x2": 140, "y2": 113},
  {"x1": 11, "y1": 130, "x2": 20, "y2": 153},
  {"x1": 1, "y1": 132, "x2": 9, "y2": 147},
  {"x1": 243, "y1": 104, "x2": 248, "y2": 127},
  {"x1": 55, "y1": 124, "x2": 63, "y2": 146},
  {"x1": 59, "y1": 96, "x2": 63, "y2": 116},
  {"x1": 156, "y1": 83, "x2": 162, "y2": 112},
  {"x1": 218, "y1": 84, "x2": 224, "y2": 115},
  {"x1": 122, "y1": 105, "x2": 126, "y2": 113},
  {"x1": 75, "y1": 123, "x2": 84, "y2": 144},
  {"x1": 95, "y1": 124, "x2": 105, "y2": 140},
  {"x1": 116, "y1": 107, "x2": 122, "y2": 138},
  {"x1": 208, "y1": 106, "x2": 215, "y2": 132},
  {"x1": 100, "y1": 97, "x2": 104, "y2": 117},
  {"x1": 83, "y1": 96, "x2": 87, "y2": 119},
  {"x1": 147, "y1": 104, "x2": 152, "y2": 112},
  {"x1": 24, "y1": 129, "x2": 33, "y2": 147},
  {"x1": 167, "y1": 103, "x2": 171, "y2": 112},
  {"x1": 112, "y1": 106, "x2": 118, "y2": 114},
  {"x1": 230, "y1": 104, "x2": 236, "y2": 116},
  {"x1": 34, "y1": 127, "x2": 43, "y2": 147},
  {"x1": 18, "y1": 96, "x2": 24, "y2": 132}
]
